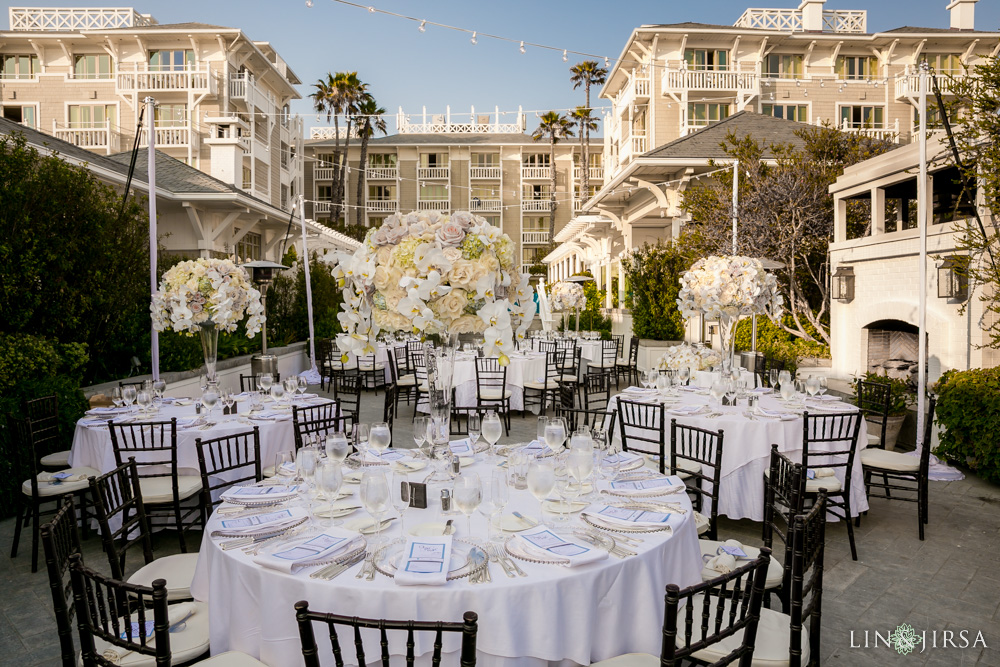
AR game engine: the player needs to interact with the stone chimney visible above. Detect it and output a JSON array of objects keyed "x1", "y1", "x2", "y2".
[
  {"x1": 799, "y1": 0, "x2": 826, "y2": 32},
  {"x1": 947, "y1": 0, "x2": 977, "y2": 30}
]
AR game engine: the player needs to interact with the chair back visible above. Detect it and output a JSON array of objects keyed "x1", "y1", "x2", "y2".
[
  {"x1": 382, "y1": 383, "x2": 397, "y2": 435},
  {"x1": 41, "y1": 499, "x2": 82, "y2": 667},
  {"x1": 662, "y1": 550, "x2": 772, "y2": 666},
  {"x1": 118, "y1": 380, "x2": 145, "y2": 391},
  {"x1": 333, "y1": 374, "x2": 362, "y2": 424},
  {"x1": 69, "y1": 554, "x2": 171, "y2": 667},
  {"x1": 600, "y1": 339, "x2": 618, "y2": 367},
  {"x1": 107, "y1": 419, "x2": 179, "y2": 491},
  {"x1": 670, "y1": 420, "x2": 725, "y2": 540},
  {"x1": 582, "y1": 370, "x2": 612, "y2": 410},
  {"x1": 392, "y1": 345, "x2": 410, "y2": 378},
  {"x1": 616, "y1": 399, "x2": 665, "y2": 464},
  {"x1": 450, "y1": 407, "x2": 487, "y2": 436},
  {"x1": 88, "y1": 459, "x2": 154, "y2": 582},
  {"x1": 11, "y1": 416, "x2": 44, "y2": 497},
  {"x1": 538, "y1": 340, "x2": 556, "y2": 354},
  {"x1": 196, "y1": 427, "x2": 262, "y2": 513},
  {"x1": 405, "y1": 340, "x2": 424, "y2": 370},
  {"x1": 855, "y1": 380, "x2": 892, "y2": 447},
  {"x1": 612, "y1": 334, "x2": 624, "y2": 360},
  {"x1": 801, "y1": 412, "x2": 862, "y2": 485},
  {"x1": 763, "y1": 445, "x2": 806, "y2": 552},
  {"x1": 294, "y1": 600, "x2": 478, "y2": 667},
  {"x1": 789, "y1": 492, "x2": 828, "y2": 667},
  {"x1": 24, "y1": 394, "x2": 63, "y2": 459},
  {"x1": 628, "y1": 336, "x2": 639, "y2": 366},
  {"x1": 554, "y1": 406, "x2": 616, "y2": 436},
  {"x1": 238, "y1": 373, "x2": 280, "y2": 392},
  {"x1": 919, "y1": 397, "x2": 937, "y2": 480},
  {"x1": 292, "y1": 402, "x2": 343, "y2": 451},
  {"x1": 474, "y1": 357, "x2": 508, "y2": 403}
]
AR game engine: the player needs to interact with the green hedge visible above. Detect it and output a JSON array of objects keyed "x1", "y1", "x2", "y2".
[
  {"x1": 933, "y1": 368, "x2": 1000, "y2": 483},
  {"x1": 734, "y1": 316, "x2": 830, "y2": 373},
  {"x1": 621, "y1": 242, "x2": 687, "y2": 341}
]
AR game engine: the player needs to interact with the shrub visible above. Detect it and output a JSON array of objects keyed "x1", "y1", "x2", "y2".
[
  {"x1": 621, "y1": 241, "x2": 688, "y2": 341},
  {"x1": 933, "y1": 368, "x2": 1000, "y2": 483},
  {"x1": 852, "y1": 371, "x2": 912, "y2": 416},
  {"x1": 734, "y1": 316, "x2": 830, "y2": 373}
]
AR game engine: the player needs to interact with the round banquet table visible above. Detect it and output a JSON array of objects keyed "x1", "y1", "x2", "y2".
[
  {"x1": 69, "y1": 396, "x2": 333, "y2": 477},
  {"x1": 609, "y1": 388, "x2": 870, "y2": 522},
  {"x1": 190, "y1": 455, "x2": 704, "y2": 666},
  {"x1": 420, "y1": 351, "x2": 549, "y2": 413}
]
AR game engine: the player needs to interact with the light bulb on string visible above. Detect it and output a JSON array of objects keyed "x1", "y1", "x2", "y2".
[
  {"x1": 519, "y1": 41, "x2": 526, "y2": 54},
  {"x1": 470, "y1": 31, "x2": 477, "y2": 45},
  {"x1": 562, "y1": 49, "x2": 568, "y2": 62},
  {"x1": 604, "y1": 56, "x2": 610, "y2": 67},
  {"x1": 418, "y1": 20, "x2": 426, "y2": 32},
  {"x1": 368, "y1": 5, "x2": 375, "y2": 12},
  {"x1": 305, "y1": 0, "x2": 313, "y2": 6}
]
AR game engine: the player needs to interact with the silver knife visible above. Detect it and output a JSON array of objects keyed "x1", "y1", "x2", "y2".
[{"x1": 442, "y1": 519, "x2": 454, "y2": 535}]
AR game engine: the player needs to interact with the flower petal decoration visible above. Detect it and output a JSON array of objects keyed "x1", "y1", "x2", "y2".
[{"x1": 151, "y1": 257, "x2": 263, "y2": 337}]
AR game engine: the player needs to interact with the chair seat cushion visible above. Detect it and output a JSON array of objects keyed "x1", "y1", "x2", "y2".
[
  {"x1": 860, "y1": 448, "x2": 920, "y2": 472},
  {"x1": 867, "y1": 433, "x2": 882, "y2": 447},
  {"x1": 559, "y1": 374, "x2": 580, "y2": 383},
  {"x1": 359, "y1": 363, "x2": 385, "y2": 371},
  {"x1": 40, "y1": 449, "x2": 72, "y2": 468},
  {"x1": 524, "y1": 380, "x2": 560, "y2": 390},
  {"x1": 397, "y1": 375, "x2": 417, "y2": 386},
  {"x1": 695, "y1": 511, "x2": 710, "y2": 535},
  {"x1": 699, "y1": 540, "x2": 784, "y2": 589},
  {"x1": 138, "y1": 475, "x2": 203, "y2": 504},
  {"x1": 590, "y1": 654, "x2": 659, "y2": 667},
  {"x1": 643, "y1": 456, "x2": 701, "y2": 479},
  {"x1": 22, "y1": 467, "x2": 100, "y2": 497},
  {"x1": 590, "y1": 361, "x2": 617, "y2": 369},
  {"x1": 194, "y1": 651, "x2": 268, "y2": 666},
  {"x1": 689, "y1": 601, "x2": 807, "y2": 667},
  {"x1": 417, "y1": 382, "x2": 430, "y2": 392},
  {"x1": 91, "y1": 601, "x2": 210, "y2": 666},
  {"x1": 128, "y1": 553, "x2": 199, "y2": 601},
  {"x1": 480, "y1": 388, "x2": 512, "y2": 401},
  {"x1": 806, "y1": 475, "x2": 843, "y2": 493}
]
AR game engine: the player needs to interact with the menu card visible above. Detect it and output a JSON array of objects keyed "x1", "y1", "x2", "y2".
[
  {"x1": 609, "y1": 476, "x2": 683, "y2": 494},
  {"x1": 449, "y1": 439, "x2": 474, "y2": 456},
  {"x1": 214, "y1": 507, "x2": 307, "y2": 537},
  {"x1": 514, "y1": 525, "x2": 607, "y2": 567},
  {"x1": 254, "y1": 528, "x2": 363, "y2": 574},
  {"x1": 584, "y1": 505, "x2": 681, "y2": 529},
  {"x1": 395, "y1": 536, "x2": 453, "y2": 586},
  {"x1": 220, "y1": 484, "x2": 300, "y2": 504}
]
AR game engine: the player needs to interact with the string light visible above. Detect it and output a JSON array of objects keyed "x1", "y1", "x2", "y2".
[
  {"x1": 418, "y1": 19, "x2": 426, "y2": 32},
  {"x1": 368, "y1": 5, "x2": 375, "y2": 11},
  {"x1": 519, "y1": 41, "x2": 526, "y2": 54},
  {"x1": 562, "y1": 49, "x2": 568, "y2": 62},
  {"x1": 604, "y1": 57, "x2": 610, "y2": 67},
  {"x1": 470, "y1": 31, "x2": 477, "y2": 45},
  {"x1": 305, "y1": 0, "x2": 313, "y2": 6}
]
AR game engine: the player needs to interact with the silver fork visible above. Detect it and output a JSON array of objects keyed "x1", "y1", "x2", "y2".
[{"x1": 355, "y1": 550, "x2": 374, "y2": 579}]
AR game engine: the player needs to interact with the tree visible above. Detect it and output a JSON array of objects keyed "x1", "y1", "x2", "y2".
[
  {"x1": 936, "y1": 58, "x2": 1000, "y2": 349},
  {"x1": 310, "y1": 71, "x2": 367, "y2": 224},
  {"x1": 531, "y1": 111, "x2": 574, "y2": 244},
  {"x1": 570, "y1": 106, "x2": 599, "y2": 207},
  {"x1": 680, "y1": 127, "x2": 894, "y2": 345},
  {"x1": 622, "y1": 240, "x2": 693, "y2": 342},
  {"x1": 570, "y1": 60, "x2": 608, "y2": 196},
  {"x1": 353, "y1": 93, "x2": 387, "y2": 227}
]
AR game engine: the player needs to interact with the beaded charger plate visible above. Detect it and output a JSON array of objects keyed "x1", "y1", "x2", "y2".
[
  {"x1": 504, "y1": 528, "x2": 616, "y2": 565},
  {"x1": 602, "y1": 471, "x2": 687, "y2": 499},
  {"x1": 260, "y1": 532, "x2": 367, "y2": 568},
  {"x1": 582, "y1": 501, "x2": 679, "y2": 534},
  {"x1": 371, "y1": 538, "x2": 485, "y2": 581}
]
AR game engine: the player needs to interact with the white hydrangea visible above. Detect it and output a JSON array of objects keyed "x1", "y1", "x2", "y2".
[{"x1": 150, "y1": 257, "x2": 263, "y2": 336}]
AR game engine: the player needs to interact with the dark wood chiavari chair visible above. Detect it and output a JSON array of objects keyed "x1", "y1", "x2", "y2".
[
  {"x1": 855, "y1": 380, "x2": 892, "y2": 449},
  {"x1": 292, "y1": 401, "x2": 344, "y2": 451},
  {"x1": 800, "y1": 412, "x2": 862, "y2": 560},
  {"x1": 450, "y1": 406, "x2": 489, "y2": 437},
  {"x1": 616, "y1": 399, "x2": 666, "y2": 465},
  {"x1": 332, "y1": 373, "x2": 362, "y2": 426},
  {"x1": 523, "y1": 350, "x2": 562, "y2": 416},
  {"x1": 670, "y1": 419, "x2": 725, "y2": 540},
  {"x1": 357, "y1": 352, "x2": 386, "y2": 394},
  {"x1": 25, "y1": 394, "x2": 71, "y2": 469},
  {"x1": 382, "y1": 381, "x2": 397, "y2": 436},
  {"x1": 388, "y1": 347, "x2": 417, "y2": 416},
  {"x1": 761, "y1": 445, "x2": 807, "y2": 611},
  {"x1": 615, "y1": 335, "x2": 640, "y2": 389},
  {"x1": 294, "y1": 601, "x2": 479, "y2": 667},
  {"x1": 475, "y1": 356, "x2": 511, "y2": 434},
  {"x1": 41, "y1": 499, "x2": 82, "y2": 667},
  {"x1": 195, "y1": 427, "x2": 262, "y2": 515},
  {"x1": 239, "y1": 372, "x2": 281, "y2": 393}
]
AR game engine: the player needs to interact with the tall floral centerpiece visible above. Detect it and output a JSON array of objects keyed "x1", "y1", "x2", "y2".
[
  {"x1": 549, "y1": 281, "x2": 587, "y2": 332},
  {"x1": 151, "y1": 258, "x2": 265, "y2": 381},
  {"x1": 657, "y1": 344, "x2": 722, "y2": 371},
  {"x1": 677, "y1": 256, "x2": 782, "y2": 372}
]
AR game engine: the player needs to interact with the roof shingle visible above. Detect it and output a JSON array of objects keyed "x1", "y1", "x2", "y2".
[{"x1": 642, "y1": 111, "x2": 810, "y2": 159}]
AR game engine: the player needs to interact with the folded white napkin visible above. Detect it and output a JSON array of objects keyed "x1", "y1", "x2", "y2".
[
  {"x1": 704, "y1": 553, "x2": 737, "y2": 574},
  {"x1": 249, "y1": 412, "x2": 292, "y2": 422},
  {"x1": 678, "y1": 386, "x2": 702, "y2": 393},
  {"x1": 808, "y1": 403, "x2": 856, "y2": 413},
  {"x1": 520, "y1": 440, "x2": 548, "y2": 456},
  {"x1": 214, "y1": 507, "x2": 308, "y2": 537},
  {"x1": 292, "y1": 393, "x2": 319, "y2": 401},
  {"x1": 668, "y1": 405, "x2": 706, "y2": 416},
  {"x1": 394, "y1": 536, "x2": 453, "y2": 586},
  {"x1": 220, "y1": 483, "x2": 300, "y2": 505},
  {"x1": 748, "y1": 387, "x2": 773, "y2": 394},
  {"x1": 254, "y1": 528, "x2": 364, "y2": 574},
  {"x1": 362, "y1": 449, "x2": 411, "y2": 464},
  {"x1": 608, "y1": 475, "x2": 685, "y2": 495},
  {"x1": 514, "y1": 525, "x2": 607, "y2": 567},
  {"x1": 623, "y1": 386, "x2": 655, "y2": 394},
  {"x1": 87, "y1": 406, "x2": 130, "y2": 415},
  {"x1": 602, "y1": 451, "x2": 642, "y2": 466},
  {"x1": 449, "y1": 439, "x2": 475, "y2": 456},
  {"x1": 807, "y1": 395, "x2": 841, "y2": 402},
  {"x1": 80, "y1": 418, "x2": 111, "y2": 428},
  {"x1": 37, "y1": 471, "x2": 87, "y2": 483},
  {"x1": 116, "y1": 603, "x2": 196, "y2": 643},
  {"x1": 807, "y1": 468, "x2": 836, "y2": 479},
  {"x1": 583, "y1": 504, "x2": 682, "y2": 529},
  {"x1": 755, "y1": 407, "x2": 797, "y2": 421},
  {"x1": 175, "y1": 417, "x2": 200, "y2": 429},
  {"x1": 173, "y1": 398, "x2": 193, "y2": 406}
]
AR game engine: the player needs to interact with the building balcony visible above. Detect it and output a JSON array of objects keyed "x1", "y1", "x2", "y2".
[
  {"x1": 521, "y1": 166, "x2": 551, "y2": 180},
  {"x1": 228, "y1": 73, "x2": 275, "y2": 111},
  {"x1": 470, "y1": 198, "x2": 502, "y2": 213},
  {"x1": 574, "y1": 198, "x2": 585, "y2": 212},
  {"x1": 618, "y1": 132, "x2": 648, "y2": 163},
  {"x1": 140, "y1": 126, "x2": 192, "y2": 148},
  {"x1": 51, "y1": 120, "x2": 123, "y2": 155},
  {"x1": 314, "y1": 167, "x2": 336, "y2": 180},
  {"x1": 418, "y1": 200, "x2": 450, "y2": 211},
  {"x1": 470, "y1": 166, "x2": 502, "y2": 179},
  {"x1": 315, "y1": 201, "x2": 333, "y2": 214},
  {"x1": 367, "y1": 200, "x2": 398, "y2": 213},
  {"x1": 417, "y1": 167, "x2": 449, "y2": 180},
  {"x1": 573, "y1": 166, "x2": 604, "y2": 181},
  {"x1": 894, "y1": 72, "x2": 963, "y2": 101},
  {"x1": 840, "y1": 119, "x2": 902, "y2": 144},
  {"x1": 521, "y1": 231, "x2": 549, "y2": 245},
  {"x1": 662, "y1": 68, "x2": 759, "y2": 93},
  {"x1": 366, "y1": 167, "x2": 397, "y2": 180},
  {"x1": 615, "y1": 75, "x2": 650, "y2": 110},
  {"x1": 522, "y1": 200, "x2": 550, "y2": 213},
  {"x1": 117, "y1": 63, "x2": 216, "y2": 96}
]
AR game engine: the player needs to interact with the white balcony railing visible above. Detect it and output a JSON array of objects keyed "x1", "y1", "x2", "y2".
[
  {"x1": 117, "y1": 63, "x2": 216, "y2": 95},
  {"x1": 366, "y1": 166, "x2": 397, "y2": 179},
  {"x1": 894, "y1": 72, "x2": 962, "y2": 100},
  {"x1": 574, "y1": 199, "x2": 585, "y2": 212},
  {"x1": 840, "y1": 119, "x2": 901, "y2": 143},
  {"x1": 470, "y1": 198, "x2": 502, "y2": 213},
  {"x1": 315, "y1": 201, "x2": 333, "y2": 214},
  {"x1": 470, "y1": 166, "x2": 502, "y2": 179},
  {"x1": 366, "y1": 200, "x2": 398, "y2": 213},
  {"x1": 521, "y1": 231, "x2": 549, "y2": 245},
  {"x1": 314, "y1": 167, "x2": 336, "y2": 180},
  {"x1": 573, "y1": 166, "x2": 604, "y2": 181},
  {"x1": 51, "y1": 120, "x2": 121, "y2": 155},
  {"x1": 662, "y1": 69, "x2": 759, "y2": 92},
  {"x1": 418, "y1": 200, "x2": 451, "y2": 211},
  {"x1": 229, "y1": 73, "x2": 275, "y2": 111},
  {"x1": 615, "y1": 76, "x2": 651, "y2": 109},
  {"x1": 140, "y1": 126, "x2": 191, "y2": 147},
  {"x1": 417, "y1": 167, "x2": 449, "y2": 179},
  {"x1": 9, "y1": 7, "x2": 153, "y2": 31},
  {"x1": 522, "y1": 200, "x2": 550, "y2": 212},
  {"x1": 733, "y1": 7, "x2": 866, "y2": 33},
  {"x1": 521, "y1": 166, "x2": 551, "y2": 180},
  {"x1": 619, "y1": 132, "x2": 648, "y2": 162}
]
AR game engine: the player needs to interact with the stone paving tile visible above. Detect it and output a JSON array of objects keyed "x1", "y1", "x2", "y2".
[{"x1": 1, "y1": 382, "x2": 998, "y2": 665}]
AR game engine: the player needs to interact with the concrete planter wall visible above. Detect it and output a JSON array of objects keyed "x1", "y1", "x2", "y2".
[
  {"x1": 83, "y1": 341, "x2": 311, "y2": 399},
  {"x1": 637, "y1": 339, "x2": 684, "y2": 372}
]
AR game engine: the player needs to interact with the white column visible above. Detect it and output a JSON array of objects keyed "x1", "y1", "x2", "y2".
[{"x1": 605, "y1": 262, "x2": 613, "y2": 309}]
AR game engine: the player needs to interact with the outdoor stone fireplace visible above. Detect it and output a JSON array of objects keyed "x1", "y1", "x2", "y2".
[{"x1": 865, "y1": 319, "x2": 921, "y2": 385}]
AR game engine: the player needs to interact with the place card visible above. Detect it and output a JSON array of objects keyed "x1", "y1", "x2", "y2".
[
  {"x1": 520, "y1": 528, "x2": 590, "y2": 557},
  {"x1": 395, "y1": 536, "x2": 453, "y2": 586},
  {"x1": 226, "y1": 484, "x2": 299, "y2": 497},
  {"x1": 718, "y1": 544, "x2": 749, "y2": 558},
  {"x1": 220, "y1": 509, "x2": 295, "y2": 531},
  {"x1": 610, "y1": 477, "x2": 678, "y2": 492},
  {"x1": 449, "y1": 439, "x2": 474, "y2": 456},
  {"x1": 593, "y1": 505, "x2": 672, "y2": 526},
  {"x1": 515, "y1": 525, "x2": 608, "y2": 567}
]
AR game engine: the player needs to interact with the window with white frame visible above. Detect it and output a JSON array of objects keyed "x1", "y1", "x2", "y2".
[
  {"x1": 2, "y1": 105, "x2": 36, "y2": 128},
  {"x1": 368, "y1": 215, "x2": 386, "y2": 227},
  {"x1": 522, "y1": 247, "x2": 547, "y2": 264},
  {"x1": 836, "y1": 55, "x2": 878, "y2": 81},
  {"x1": 317, "y1": 184, "x2": 334, "y2": 201},
  {"x1": 154, "y1": 103, "x2": 187, "y2": 127},
  {"x1": 481, "y1": 215, "x2": 501, "y2": 227},
  {"x1": 2, "y1": 54, "x2": 40, "y2": 79},
  {"x1": 68, "y1": 104, "x2": 116, "y2": 128},
  {"x1": 316, "y1": 153, "x2": 336, "y2": 168},
  {"x1": 368, "y1": 184, "x2": 396, "y2": 200},
  {"x1": 419, "y1": 184, "x2": 448, "y2": 200},
  {"x1": 235, "y1": 231, "x2": 262, "y2": 262},
  {"x1": 574, "y1": 184, "x2": 600, "y2": 201},
  {"x1": 368, "y1": 153, "x2": 397, "y2": 167},
  {"x1": 522, "y1": 216, "x2": 547, "y2": 232},
  {"x1": 684, "y1": 48, "x2": 729, "y2": 71},
  {"x1": 148, "y1": 50, "x2": 194, "y2": 71},
  {"x1": 763, "y1": 54, "x2": 804, "y2": 79},
  {"x1": 523, "y1": 184, "x2": 550, "y2": 199},
  {"x1": 419, "y1": 153, "x2": 448, "y2": 168},
  {"x1": 762, "y1": 103, "x2": 808, "y2": 122},
  {"x1": 839, "y1": 105, "x2": 884, "y2": 129},
  {"x1": 923, "y1": 54, "x2": 964, "y2": 76},
  {"x1": 573, "y1": 153, "x2": 602, "y2": 168},
  {"x1": 522, "y1": 154, "x2": 550, "y2": 167},
  {"x1": 470, "y1": 185, "x2": 500, "y2": 199},
  {"x1": 688, "y1": 103, "x2": 730, "y2": 126},
  {"x1": 73, "y1": 54, "x2": 112, "y2": 79},
  {"x1": 471, "y1": 152, "x2": 499, "y2": 167}
]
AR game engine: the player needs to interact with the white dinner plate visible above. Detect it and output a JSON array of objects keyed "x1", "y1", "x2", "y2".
[
  {"x1": 407, "y1": 521, "x2": 457, "y2": 537},
  {"x1": 500, "y1": 514, "x2": 536, "y2": 532},
  {"x1": 312, "y1": 502, "x2": 361, "y2": 519}
]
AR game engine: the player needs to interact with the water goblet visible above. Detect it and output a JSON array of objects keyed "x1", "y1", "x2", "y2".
[
  {"x1": 678, "y1": 367, "x2": 691, "y2": 387},
  {"x1": 453, "y1": 472, "x2": 483, "y2": 538},
  {"x1": 370, "y1": 422, "x2": 391, "y2": 460},
  {"x1": 315, "y1": 461, "x2": 344, "y2": 527},
  {"x1": 769, "y1": 368, "x2": 779, "y2": 388},
  {"x1": 779, "y1": 380, "x2": 796, "y2": 402},
  {"x1": 467, "y1": 413, "x2": 481, "y2": 451},
  {"x1": 805, "y1": 376, "x2": 820, "y2": 398},
  {"x1": 352, "y1": 423, "x2": 370, "y2": 458},
  {"x1": 536, "y1": 416, "x2": 549, "y2": 444},
  {"x1": 296, "y1": 376, "x2": 308, "y2": 396},
  {"x1": 390, "y1": 470, "x2": 411, "y2": 536},
  {"x1": 724, "y1": 379, "x2": 738, "y2": 407},
  {"x1": 202, "y1": 385, "x2": 219, "y2": 416},
  {"x1": 818, "y1": 376, "x2": 828, "y2": 396},
  {"x1": 325, "y1": 430, "x2": 350, "y2": 462},
  {"x1": 259, "y1": 373, "x2": 274, "y2": 393},
  {"x1": 152, "y1": 379, "x2": 166, "y2": 406},
  {"x1": 248, "y1": 391, "x2": 262, "y2": 413},
  {"x1": 136, "y1": 389, "x2": 152, "y2": 415},
  {"x1": 274, "y1": 451, "x2": 294, "y2": 480},
  {"x1": 544, "y1": 417, "x2": 567, "y2": 455},
  {"x1": 482, "y1": 411, "x2": 503, "y2": 460},
  {"x1": 269, "y1": 383, "x2": 285, "y2": 407},
  {"x1": 526, "y1": 457, "x2": 555, "y2": 520},
  {"x1": 122, "y1": 385, "x2": 137, "y2": 412},
  {"x1": 360, "y1": 470, "x2": 390, "y2": 546},
  {"x1": 111, "y1": 387, "x2": 123, "y2": 409},
  {"x1": 709, "y1": 381, "x2": 726, "y2": 407},
  {"x1": 778, "y1": 370, "x2": 792, "y2": 386}
]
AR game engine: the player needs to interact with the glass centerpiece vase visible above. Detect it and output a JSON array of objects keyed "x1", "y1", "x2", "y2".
[
  {"x1": 424, "y1": 334, "x2": 458, "y2": 485},
  {"x1": 717, "y1": 312, "x2": 740, "y2": 376},
  {"x1": 199, "y1": 320, "x2": 219, "y2": 383}
]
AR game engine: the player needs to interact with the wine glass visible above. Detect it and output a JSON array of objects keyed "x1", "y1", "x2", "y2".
[
  {"x1": 646, "y1": 368, "x2": 658, "y2": 390},
  {"x1": 122, "y1": 385, "x2": 137, "y2": 412},
  {"x1": 724, "y1": 379, "x2": 738, "y2": 407},
  {"x1": 269, "y1": 384, "x2": 285, "y2": 408},
  {"x1": 481, "y1": 411, "x2": 503, "y2": 460},
  {"x1": 315, "y1": 461, "x2": 344, "y2": 527},
  {"x1": 325, "y1": 430, "x2": 350, "y2": 462},
  {"x1": 779, "y1": 380, "x2": 796, "y2": 402},
  {"x1": 370, "y1": 422, "x2": 391, "y2": 460},
  {"x1": 655, "y1": 373, "x2": 669, "y2": 395},
  {"x1": 544, "y1": 417, "x2": 567, "y2": 455},
  {"x1": 152, "y1": 379, "x2": 166, "y2": 406},
  {"x1": 536, "y1": 416, "x2": 549, "y2": 445},
  {"x1": 569, "y1": 429, "x2": 593, "y2": 453},
  {"x1": 413, "y1": 416, "x2": 429, "y2": 457},
  {"x1": 526, "y1": 457, "x2": 556, "y2": 520},
  {"x1": 259, "y1": 373, "x2": 274, "y2": 392},
  {"x1": 805, "y1": 376, "x2": 820, "y2": 398},
  {"x1": 202, "y1": 385, "x2": 219, "y2": 416},
  {"x1": 453, "y1": 473, "x2": 483, "y2": 538},
  {"x1": 274, "y1": 451, "x2": 294, "y2": 480},
  {"x1": 468, "y1": 412, "x2": 481, "y2": 452},
  {"x1": 360, "y1": 470, "x2": 390, "y2": 546},
  {"x1": 778, "y1": 370, "x2": 792, "y2": 386},
  {"x1": 296, "y1": 376, "x2": 308, "y2": 397},
  {"x1": 600, "y1": 438, "x2": 622, "y2": 481},
  {"x1": 136, "y1": 389, "x2": 152, "y2": 415},
  {"x1": 221, "y1": 390, "x2": 235, "y2": 415},
  {"x1": 485, "y1": 471, "x2": 509, "y2": 542},
  {"x1": 249, "y1": 390, "x2": 262, "y2": 413},
  {"x1": 390, "y1": 470, "x2": 411, "y2": 536},
  {"x1": 111, "y1": 387, "x2": 123, "y2": 409},
  {"x1": 709, "y1": 381, "x2": 726, "y2": 407},
  {"x1": 565, "y1": 448, "x2": 593, "y2": 515},
  {"x1": 818, "y1": 376, "x2": 828, "y2": 397},
  {"x1": 769, "y1": 368, "x2": 779, "y2": 389},
  {"x1": 352, "y1": 423, "x2": 370, "y2": 458},
  {"x1": 678, "y1": 367, "x2": 691, "y2": 387}
]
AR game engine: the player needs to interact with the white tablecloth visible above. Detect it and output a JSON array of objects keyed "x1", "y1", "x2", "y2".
[
  {"x1": 191, "y1": 456, "x2": 703, "y2": 666},
  {"x1": 608, "y1": 390, "x2": 870, "y2": 522},
  {"x1": 420, "y1": 352, "x2": 548, "y2": 413}
]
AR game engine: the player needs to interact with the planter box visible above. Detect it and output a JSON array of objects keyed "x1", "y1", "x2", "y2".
[{"x1": 637, "y1": 339, "x2": 683, "y2": 372}]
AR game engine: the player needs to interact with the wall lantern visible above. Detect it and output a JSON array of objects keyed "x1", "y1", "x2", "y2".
[
  {"x1": 831, "y1": 265, "x2": 855, "y2": 302},
  {"x1": 937, "y1": 256, "x2": 968, "y2": 300}
]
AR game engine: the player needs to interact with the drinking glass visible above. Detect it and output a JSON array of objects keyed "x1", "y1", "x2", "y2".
[
  {"x1": 122, "y1": 385, "x2": 137, "y2": 412},
  {"x1": 646, "y1": 369, "x2": 659, "y2": 390},
  {"x1": 370, "y1": 422, "x2": 391, "y2": 459},
  {"x1": 526, "y1": 457, "x2": 556, "y2": 519},
  {"x1": 296, "y1": 376, "x2": 308, "y2": 396},
  {"x1": 818, "y1": 376, "x2": 828, "y2": 396},
  {"x1": 655, "y1": 373, "x2": 669, "y2": 395},
  {"x1": 360, "y1": 470, "x2": 390, "y2": 545},
  {"x1": 779, "y1": 380, "x2": 796, "y2": 402},
  {"x1": 202, "y1": 385, "x2": 219, "y2": 415},
  {"x1": 152, "y1": 379, "x2": 166, "y2": 406},
  {"x1": 805, "y1": 376, "x2": 820, "y2": 398},
  {"x1": 221, "y1": 390, "x2": 235, "y2": 415},
  {"x1": 413, "y1": 416, "x2": 429, "y2": 451},
  {"x1": 390, "y1": 470, "x2": 411, "y2": 536},
  {"x1": 600, "y1": 438, "x2": 622, "y2": 481},
  {"x1": 566, "y1": 448, "x2": 593, "y2": 513},
  {"x1": 486, "y1": 471, "x2": 509, "y2": 542},
  {"x1": 352, "y1": 423, "x2": 370, "y2": 457},
  {"x1": 709, "y1": 381, "x2": 726, "y2": 407},
  {"x1": 136, "y1": 389, "x2": 152, "y2": 414},
  {"x1": 467, "y1": 413, "x2": 481, "y2": 450},
  {"x1": 111, "y1": 387, "x2": 123, "y2": 408},
  {"x1": 769, "y1": 368, "x2": 779, "y2": 388},
  {"x1": 678, "y1": 367, "x2": 691, "y2": 386},
  {"x1": 724, "y1": 380, "x2": 738, "y2": 407},
  {"x1": 544, "y1": 417, "x2": 567, "y2": 455},
  {"x1": 249, "y1": 391, "x2": 262, "y2": 413},
  {"x1": 274, "y1": 451, "x2": 294, "y2": 480},
  {"x1": 269, "y1": 384, "x2": 285, "y2": 406},
  {"x1": 778, "y1": 370, "x2": 792, "y2": 386},
  {"x1": 569, "y1": 429, "x2": 593, "y2": 453},
  {"x1": 536, "y1": 416, "x2": 549, "y2": 444},
  {"x1": 283, "y1": 378, "x2": 297, "y2": 398},
  {"x1": 325, "y1": 431, "x2": 350, "y2": 462},
  {"x1": 259, "y1": 373, "x2": 274, "y2": 392},
  {"x1": 481, "y1": 411, "x2": 503, "y2": 460},
  {"x1": 315, "y1": 461, "x2": 344, "y2": 527},
  {"x1": 453, "y1": 472, "x2": 483, "y2": 538}
]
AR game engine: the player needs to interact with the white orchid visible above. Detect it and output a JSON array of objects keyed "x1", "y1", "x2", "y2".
[
  {"x1": 477, "y1": 300, "x2": 511, "y2": 330},
  {"x1": 474, "y1": 274, "x2": 496, "y2": 301},
  {"x1": 151, "y1": 257, "x2": 264, "y2": 336},
  {"x1": 417, "y1": 271, "x2": 452, "y2": 301}
]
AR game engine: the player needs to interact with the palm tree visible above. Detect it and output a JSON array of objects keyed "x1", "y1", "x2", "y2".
[
  {"x1": 569, "y1": 60, "x2": 608, "y2": 196},
  {"x1": 570, "y1": 106, "x2": 599, "y2": 211},
  {"x1": 531, "y1": 111, "x2": 574, "y2": 244},
  {"x1": 310, "y1": 72, "x2": 367, "y2": 224},
  {"x1": 353, "y1": 93, "x2": 387, "y2": 226}
]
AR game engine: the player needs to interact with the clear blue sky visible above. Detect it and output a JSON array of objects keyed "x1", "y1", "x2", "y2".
[{"x1": 8, "y1": 0, "x2": 999, "y2": 133}]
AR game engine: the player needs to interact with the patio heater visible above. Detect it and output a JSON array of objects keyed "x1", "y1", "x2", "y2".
[{"x1": 243, "y1": 259, "x2": 288, "y2": 379}]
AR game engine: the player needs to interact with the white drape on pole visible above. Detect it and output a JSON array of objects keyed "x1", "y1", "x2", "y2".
[
  {"x1": 147, "y1": 97, "x2": 159, "y2": 381},
  {"x1": 297, "y1": 195, "x2": 321, "y2": 385},
  {"x1": 916, "y1": 69, "x2": 928, "y2": 453}
]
